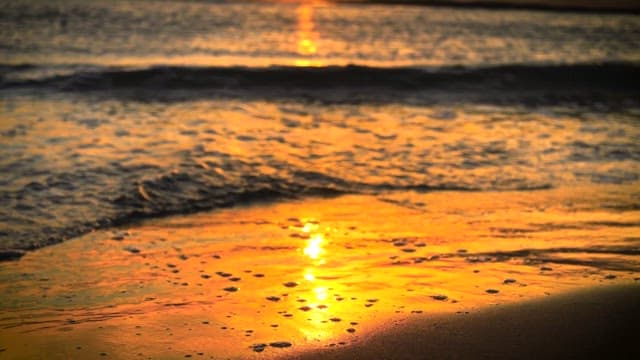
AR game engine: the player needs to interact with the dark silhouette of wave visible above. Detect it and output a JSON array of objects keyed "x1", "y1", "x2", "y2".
[{"x1": 2, "y1": 62, "x2": 639, "y2": 91}]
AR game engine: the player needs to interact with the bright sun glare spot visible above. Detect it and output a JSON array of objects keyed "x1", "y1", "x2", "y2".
[
  {"x1": 305, "y1": 270, "x2": 316, "y2": 281},
  {"x1": 299, "y1": 39, "x2": 317, "y2": 54},
  {"x1": 314, "y1": 286, "x2": 328, "y2": 301},
  {"x1": 303, "y1": 234, "x2": 324, "y2": 259},
  {"x1": 302, "y1": 222, "x2": 318, "y2": 233}
]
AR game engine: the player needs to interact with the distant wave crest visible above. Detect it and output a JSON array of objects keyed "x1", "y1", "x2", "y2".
[{"x1": 2, "y1": 62, "x2": 639, "y2": 92}]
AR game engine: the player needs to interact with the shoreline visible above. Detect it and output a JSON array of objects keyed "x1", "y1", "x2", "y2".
[
  {"x1": 1, "y1": 190, "x2": 638, "y2": 358},
  {"x1": 294, "y1": 283, "x2": 640, "y2": 359}
]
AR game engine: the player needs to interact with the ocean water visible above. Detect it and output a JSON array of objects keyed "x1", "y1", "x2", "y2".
[{"x1": 1, "y1": 0, "x2": 640, "y2": 252}]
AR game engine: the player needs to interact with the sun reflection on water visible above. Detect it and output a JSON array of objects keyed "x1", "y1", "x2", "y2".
[
  {"x1": 296, "y1": 223, "x2": 341, "y2": 341},
  {"x1": 295, "y1": 3, "x2": 323, "y2": 66},
  {"x1": 303, "y1": 234, "x2": 324, "y2": 260},
  {"x1": 302, "y1": 221, "x2": 318, "y2": 233},
  {"x1": 297, "y1": 4, "x2": 317, "y2": 55},
  {"x1": 313, "y1": 286, "x2": 328, "y2": 301},
  {"x1": 304, "y1": 269, "x2": 316, "y2": 281}
]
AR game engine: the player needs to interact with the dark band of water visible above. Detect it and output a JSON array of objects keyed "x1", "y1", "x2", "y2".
[{"x1": 3, "y1": 62, "x2": 639, "y2": 91}]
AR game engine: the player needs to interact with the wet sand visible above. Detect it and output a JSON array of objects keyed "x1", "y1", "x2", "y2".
[
  {"x1": 0, "y1": 186, "x2": 638, "y2": 359},
  {"x1": 295, "y1": 283, "x2": 640, "y2": 359}
]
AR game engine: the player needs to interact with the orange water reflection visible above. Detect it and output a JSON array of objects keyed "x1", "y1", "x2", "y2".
[
  {"x1": 1, "y1": 187, "x2": 638, "y2": 358},
  {"x1": 295, "y1": 3, "x2": 323, "y2": 66},
  {"x1": 299, "y1": 223, "x2": 336, "y2": 341}
]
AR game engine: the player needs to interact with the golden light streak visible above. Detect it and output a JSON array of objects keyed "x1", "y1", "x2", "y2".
[
  {"x1": 303, "y1": 233, "x2": 324, "y2": 259},
  {"x1": 297, "y1": 4, "x2": 319, "y2": 56},
  {"x1": 302, "y1": 221, "x2": 318, "y2": 233}
]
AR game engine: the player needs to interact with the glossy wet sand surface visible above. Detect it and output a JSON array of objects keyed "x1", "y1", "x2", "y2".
[
  {"x1": 297, "y1": 283, "x2": 640, "y2": 360},
  {"x1": 1, "y1": 184, "x2": 638, "y2": 359}
]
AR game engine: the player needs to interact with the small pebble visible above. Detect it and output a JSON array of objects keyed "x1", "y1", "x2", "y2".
[
  {"x1": 123, "y1": 246, "x2": 140, "y2": 254},
  {"x1": 431, "y1": 295, "x2": 448, "y2": 301},
  {"x1": 346, "y1": 328, "x2": 356, "y2": 333},
  {"x1": 266, "y1": 296, "x2": 280, "y2": 302},
  {"x1": 223, "y1": 287, "x2": 238, "y2": 292},
  {"x1": 503, "y1": 278, "x2": 516, "y2": 284},
  {"x1": 270, "y1": 341, "x2": 292, "y2": 348},
  {"x1": 486, "y1": 289, "x2": 499, "y2": 294},
  {"x1": 283, "y1": 281, "x2": 298, "y2": 288}
]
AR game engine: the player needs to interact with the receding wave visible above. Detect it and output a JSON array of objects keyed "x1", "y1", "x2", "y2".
[
  {"x1": 2, "y1": 63, "x2": 639, "y2": 98},
  {"x1": 2, "y1": 165, "x2": 547, "y2": 256}
]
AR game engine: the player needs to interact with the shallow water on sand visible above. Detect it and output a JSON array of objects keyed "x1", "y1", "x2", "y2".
[{"x1": 0, "y1": 185, "x2": 638, "y2": 359}]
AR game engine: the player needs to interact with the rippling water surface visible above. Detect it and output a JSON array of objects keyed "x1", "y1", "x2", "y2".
[
  {"x1": 2, "y1": 0, "x2": 639, "y2": 67},
  {"x1": 2, "y1": 95, "x2": 639, "y2": 250}
]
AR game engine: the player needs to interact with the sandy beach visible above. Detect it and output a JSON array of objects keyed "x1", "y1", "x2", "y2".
[{"x1": 296, "y1": 284, "x2": 640, "y2": 360}]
